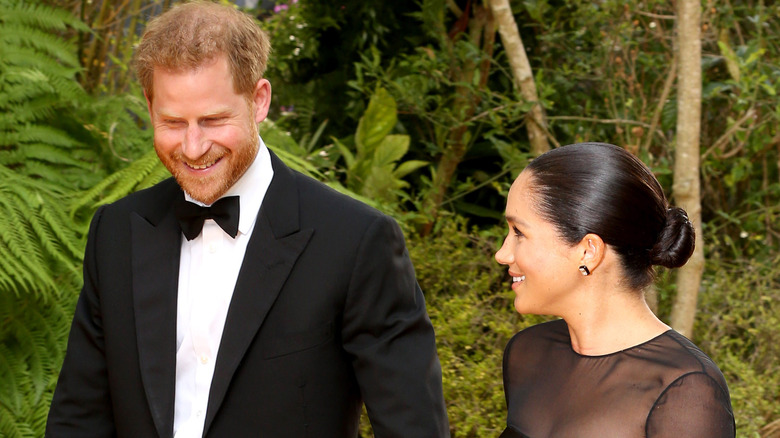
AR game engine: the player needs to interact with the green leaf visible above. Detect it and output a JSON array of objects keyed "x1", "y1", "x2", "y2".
[
  {"x1": 362, "y1": 165, "x2": 397, "y2": 201},
  {"x1": 743, "y1": 47, "x2": 766, "y2": 67},
  {"x1": 372, "y1": 135, "x2": 410, "y2": 167},
  {"x1": 393, "y1": 160, "x2": 429, "y2": 178},
  {"x1": 332, "y1": 137, "x2": 355, "y2": 169},
  {"x1": 717, "y1": 40, "x2": 740, "y2": 82},
  {"x1": 355, "y1": 87, "x2": 397, "y2": 157},
  {"x1": 760, "y1": 81, "x2": 776, "y2": 96},
  {"x1": 258, "y1": 120, "x2": 306, "y2": 156}
]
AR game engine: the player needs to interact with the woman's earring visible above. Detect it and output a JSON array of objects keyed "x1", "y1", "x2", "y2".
[{"x1": 578, "y1": 265, "x2": 590, "y2": 276}]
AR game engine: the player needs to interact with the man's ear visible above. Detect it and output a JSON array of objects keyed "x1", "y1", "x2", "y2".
[
  {"x1": 144, "y1": 90, "x2": 153, "y2": 120},
  {"x1": 577, "y1": 233, "x2": 606, "y2": 273},
  {"x1": 252, "y1": 78, "x2": 272, "y2": 123}
]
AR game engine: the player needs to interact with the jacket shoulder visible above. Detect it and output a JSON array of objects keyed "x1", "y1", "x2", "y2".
[{"x1": 97, "y1": 178, "x2": 180, "y2": 221}]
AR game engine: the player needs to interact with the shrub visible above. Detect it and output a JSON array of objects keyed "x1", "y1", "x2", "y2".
[
  {"x1": 407, "y1": 216, "x2": 548, "y2": 437},
  {"x1": 694, "y1": 253, "x2": 780, "y2": 437}
]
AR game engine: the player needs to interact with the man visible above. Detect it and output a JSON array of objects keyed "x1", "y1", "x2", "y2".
[{"x1": 46, "y1": 2, "x2": 449, "y2": 437}]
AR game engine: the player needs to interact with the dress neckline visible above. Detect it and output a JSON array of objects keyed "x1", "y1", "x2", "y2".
[{"x1": 565, "y1": 326, "x2": 674, "y2": 359}]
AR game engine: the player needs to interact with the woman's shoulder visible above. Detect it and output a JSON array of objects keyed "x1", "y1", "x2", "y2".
[
  {"x1": 504, "y1": 319, "x2": 569, "y2": 357},
  {"x1": 657, "y1": 330, "x2": 730, "y2": 392},
  {"x1": 647, "y1": 331, "x2": 735, "y2": 436},
  {"x1": 502, "y1": 319, "x2": 571, "y2": 391}
]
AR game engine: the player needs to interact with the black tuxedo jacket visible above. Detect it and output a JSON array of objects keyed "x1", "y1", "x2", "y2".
[{"x1": 46, "y1": 151, "x2": 449, "y2": 437}]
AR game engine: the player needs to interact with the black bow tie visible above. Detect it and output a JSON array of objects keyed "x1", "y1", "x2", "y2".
[{"x1": 174, "y1": 195, "x2": 240, "y2": 241}]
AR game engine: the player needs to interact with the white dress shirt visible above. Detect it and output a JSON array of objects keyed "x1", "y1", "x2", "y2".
[{"x1": 173, "y1": 138, "x2": 273, "y2": 438}]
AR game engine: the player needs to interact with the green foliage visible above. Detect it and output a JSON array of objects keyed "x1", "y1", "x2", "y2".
[
  {"x1": 0, "y1": 0, "x2": 778, "y2": 436},
  {"x1": 0, "y1": 166, "x2": 82, "y2": 438},
  {"x1": 698, "y1": 1, "x2": 780, "y2": 257},
  {"x1": 258, "y1": 119, "x2": 335, "y2": 178},
  {"x1": 259, "y1": 0, "x2": 426, "y2": 140},
  {"x1": 74, "y1": 89, "x2": 157, "y2": 174},
  {"x1": 694, "y1": 253, "x2": 780, "y2": 437},
  {"x1": 361, "y1": 216, "x2": 527, "y2": 437},
  {"x1": 522, "y1": 0, "x2": 780, "y2": 259},
  {"x1": 0, "y1": 291, "x2": 74, "y2": 438},
  {"x1": 70, "y1": 148, "x2": 168, "y2": 220},
  {"x1": 405, "y1": 216, "x2": 547, "y2": 437},
  {"x1": 346, "y1": 1, "x2": 542, "y2": 225},
  {"x1": 0, "y1": 166, "x2": 82, "y2": 299},
  {"x1": 0, "y1": 0, "x2": 96, "y2": 187},
  {"x1": 256, "y1": 118, "x2": 381, "y2": 207},
  {"x1": 0, "y1": 168, "x2": 83, "y2": 438},
  {"x1": 333, "y1": 87, "x2": 428, "y2": 204}
]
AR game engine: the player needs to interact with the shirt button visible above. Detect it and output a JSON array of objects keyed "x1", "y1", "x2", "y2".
[
  {"x1": 208, "y1": 244, "x2": 217, "y2": 254},
  {"x1": 200, "y1": 355, "x2": 208, "y2": 364},
  {"x1": 196, "y1": 410, "x2": 204, "y2": 417}
]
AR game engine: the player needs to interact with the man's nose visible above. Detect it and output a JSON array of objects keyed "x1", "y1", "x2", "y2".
[{"x1": 182, "y1": 124, "x2": 207, "y2": 159}]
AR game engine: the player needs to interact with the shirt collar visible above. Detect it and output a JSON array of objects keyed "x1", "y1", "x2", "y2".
[{"x1": 183, "y1": 136, "x2": 274, "y2": 236}]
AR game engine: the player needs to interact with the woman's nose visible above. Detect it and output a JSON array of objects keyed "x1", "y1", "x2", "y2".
[{"x1": 495, "y1": 237, "x2": 513, "y2": 265}]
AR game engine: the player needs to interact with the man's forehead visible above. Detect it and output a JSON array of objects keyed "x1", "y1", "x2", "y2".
[{"x1": 153, "y1": 55, "x2": 225, "y2": 76}]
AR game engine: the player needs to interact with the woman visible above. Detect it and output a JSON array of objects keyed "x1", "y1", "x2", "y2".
[{"x1": 495, "y1": 143, "x2": 735, "y2": 437}]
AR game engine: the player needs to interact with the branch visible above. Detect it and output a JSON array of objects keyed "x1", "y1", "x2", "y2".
[
  {"x1": 530, "y1": 115, "x2": 562, "y2": 149},
  {"x1": 701, "y1": 107, "x2": 756, "y2": 159},
  {"x1": 641, "y1": 53, "x2": 677, "y2": 152},
  {"x1": 548, "y1": 115, "x2": 658, "y2": 129},
  {"x1": 446, "y1": 0, "x2": 463, "y2": 17},
  {"x1": 635, "y1": 11, "x2": 676, "y2": 20}
]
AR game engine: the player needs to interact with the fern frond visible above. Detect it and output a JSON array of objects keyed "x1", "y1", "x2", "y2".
[
  {"x1": 1, "y1": 65, "x2": 84, "y2": 104},
  {"x1": 0, "y1": 165, "x2": 83, "y2": 300},
  {"x1": 0, "y1": 342, "x2": 22, "y2": 415},
  {"x1": 0, "y1": 0, "x2": 99, "y2": 186},
  {"x1": 22, "y1": 144, "x2": 89, "y2": 167},
  {"x1": 0, "y1": 204, "x2": 57, "y2": 295},
  {"x1": 71, "y1": 148, "x2": 167, "y2": 215},
  {"x1": 0, "y1": 290, "x2": 75, "y2": 438},
  {"x1": 0, "y1": 0, "x2": 89, "y2": 33},
  {"x1": 0, "y1": 47, "x2": 81, "y2": 78},
  {"x1": 0, "y1": 23, "x2": 81, "y2": 68},
  {"x1": 0, "y1": 94, "x2": 63, "y2": 127},
  {"x1": 136, "y1": 162, "x2": 174, "y2": 191},
  {"x1": 0, "y1": 149, "x2": 24, "y2": 166}
]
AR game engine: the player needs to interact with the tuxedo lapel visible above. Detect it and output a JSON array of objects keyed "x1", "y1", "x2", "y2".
[
  {"x1": 131, "y1": 192, "x2": 181, "y2": 438},
  {"x1": 203, "y1": 152, "x2": 313, "y2": 434}
]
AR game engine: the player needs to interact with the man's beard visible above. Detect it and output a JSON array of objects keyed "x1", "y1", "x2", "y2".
[{"x1": 157, "y1": 122, "x2": 259, "y2": 205}]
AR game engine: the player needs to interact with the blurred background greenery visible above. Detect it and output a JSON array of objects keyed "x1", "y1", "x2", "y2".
[{"x1": 0, "y1": 0, "x2": 778, "y2": 436}]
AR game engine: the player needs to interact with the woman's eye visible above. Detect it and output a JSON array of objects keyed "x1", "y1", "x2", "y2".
[{"x1": 512, "y1": 226, "x2": 524, "y2": 238}]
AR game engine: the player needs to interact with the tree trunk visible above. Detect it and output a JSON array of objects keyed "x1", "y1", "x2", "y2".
[
  {"x1": 422, "y1": 4, "x2": 495, "y2": 235},
  {"x1": 669, "y1": 0, "x2": 703, "y2": 338},
  {"x1": 488, "y1": 0, "x2": 549, "y2": 155}
]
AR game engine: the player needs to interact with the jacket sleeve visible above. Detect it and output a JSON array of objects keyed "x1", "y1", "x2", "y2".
[
  {"x1": 46, "y1": 206, "x2": 117, "y2": 437},
  {"x1": 340, "y1": 214, "x2": 450, "y2": 438}
]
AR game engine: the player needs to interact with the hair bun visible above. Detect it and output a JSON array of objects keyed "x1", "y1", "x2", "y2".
[{"x1": 650, "y1": 207, "x2": 695, "y2": 268}]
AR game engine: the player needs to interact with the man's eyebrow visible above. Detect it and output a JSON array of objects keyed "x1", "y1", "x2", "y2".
[
  {"x1": 153, "y1": 108, "x2": 233, "y2": 119},
  {"x1": 202, "y1": 109, "x2": 233, "y2": 117}
]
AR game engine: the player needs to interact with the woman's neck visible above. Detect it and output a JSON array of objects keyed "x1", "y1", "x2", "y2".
[{"x1": 563, "y1": 283, "x2": 670, "y2": 356}]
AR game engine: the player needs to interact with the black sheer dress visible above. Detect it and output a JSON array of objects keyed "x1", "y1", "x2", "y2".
[{"x1": 500, "y1": 319, "x2": 735, "y2": 438}]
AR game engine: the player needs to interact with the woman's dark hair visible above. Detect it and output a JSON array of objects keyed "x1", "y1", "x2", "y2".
[{"x1": 525, "y1": 142, "x2": 695, "y2": 289}]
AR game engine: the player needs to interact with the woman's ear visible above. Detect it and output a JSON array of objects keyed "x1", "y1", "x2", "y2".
[{"x1": 577, "y1": 233, "x2": 606, "y2": 273}]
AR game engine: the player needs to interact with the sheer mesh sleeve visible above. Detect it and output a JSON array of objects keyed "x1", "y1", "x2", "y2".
[{"x1": 647, "y1": 372, "x2": 736, "y2": 438}]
